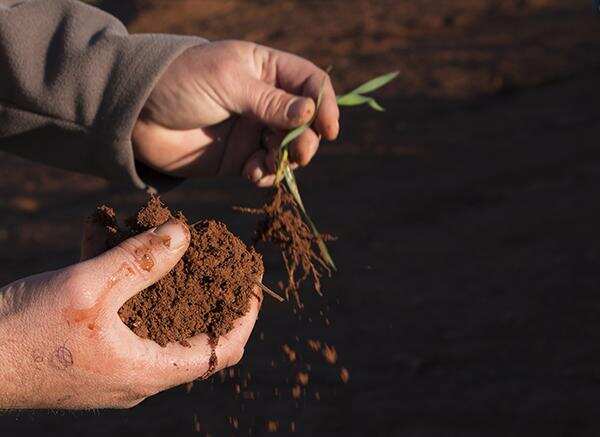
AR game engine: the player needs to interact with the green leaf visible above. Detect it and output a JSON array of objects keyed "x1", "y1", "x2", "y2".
[
  {"x1": 275, "y1": 147, "x2": 289, "y2": 186},
  {"x1": 279, "y1": 74, "x2": 327, "y2": 151},
  {"x1": 280, "y1": 125, "x2": 308, "y2": 149},
  {"x1": 336, "y1": 93, "x2": 372, "y2": 106},
  {"x1": 283, "y1": 166, "x2": 305, "y2": 211},
  {"x1": 315, "y1": 74, "x2": 327, "y2": 111},
  {"x1": 350, "y1": 71, "x2": 399, "y2": 95},
  {"x1": 274, "y1": 71, "x2": 337, "y2": 270},
  {"x1": 283, "y1": 167, "x2": 336, "y2": 271},
  {"x1": 336, "y1": 94, "x2": 385, "y2": 111},
  {"x1": 367, "y1": 97, "x2": 385, "y2": 111}
]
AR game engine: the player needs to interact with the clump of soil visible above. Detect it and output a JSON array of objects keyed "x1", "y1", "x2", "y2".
[
  {"x1": 91, "y1": 195, "x2": 263, "y2": 347},
  {"x1": 236, "y1": 186, "x2": 333, "y2": 306}
]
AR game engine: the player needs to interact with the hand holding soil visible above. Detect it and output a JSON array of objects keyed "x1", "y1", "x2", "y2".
[{"x1": 0, "y1": 212, "x2": 261, "y2": 409}]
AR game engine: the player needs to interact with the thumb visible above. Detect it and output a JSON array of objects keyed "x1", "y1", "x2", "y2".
[
  {"x1": 237, "y1": 77, "x2": 315, "y2": 129},
  {"x1": 81, "y1": 218, "x2": 190, "y2": 309}
]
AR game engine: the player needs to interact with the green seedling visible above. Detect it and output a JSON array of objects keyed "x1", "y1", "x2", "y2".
[{"x1": 274, "y1": 71, "x2": 399, "y2": 271}]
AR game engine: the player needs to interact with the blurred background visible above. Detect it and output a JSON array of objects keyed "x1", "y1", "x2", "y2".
[{"x1": 2, "y1": 0, "x2": 600, "y2": 435}]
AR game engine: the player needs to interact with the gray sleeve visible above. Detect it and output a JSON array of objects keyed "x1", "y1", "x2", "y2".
[{"x1": 0, "y1": 0, "x2": 206, "y2": 192}]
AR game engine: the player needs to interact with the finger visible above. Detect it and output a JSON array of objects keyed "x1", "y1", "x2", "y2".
[
  {"x1": 242, "y1": 149, "x2": 268, "y2": 185},
  {"x1": 217, "y1": 117, "x2": 262, "y2": 176},
  {"x1": 257, "y1": 150, "x2": 297, "y2": 188},
  {"x1": 265, "y1": 147, "x2": 277, "y2": 174},
  {"x1": 80, "y1": 220, "x2": 109, "y2": 262},
  {"x1": 212, "y1": 288, "x2": 262, "y2": 372},
  {"x1": 262, "y1": 127, "x2": 319, "y2": 169},
  {"x1": 133, "y1": 118, "x2": 234, "y2": 178},
  {"x1": 201, "y1": 289, "x2": 262, "y2": 374},
  {"x1": 261, "y1": 128, "x2": 280, "y2": 149},
  {"x1": 150, "y1": 284, "x2": 263, "y2": 384},
  {"x1": 302, "y1": 72, "x2": 339, "y2": 141},
  {"x1": 237, "y1": 77, "x2": 315, "y2": 130},
  {"x1": 263, "y1": 47, "x2": 339, "y2": 140},
  {"x1": 79, "y1": 219, "x2": 190, "y2": 309},
  {"x1": 256, "y1": 174, "x2": 276, "y2": 188},
  {"x1": 288, "y1": 128, "x2": 320, "y2": 167}
]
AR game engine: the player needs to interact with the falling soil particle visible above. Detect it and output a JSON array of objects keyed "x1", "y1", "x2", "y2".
[
  {"x1": 307, "y1": 339, "x2": 321, "y2": 352},
  {"x1": 322, "y1": 344, "x2": 338, "y2": 364},
  {"x1": 282, "y1": 343, "x2": 297, "y2": 362},
  {"x1": 266, "y1": 420, "x2": 279, "y2": 432},
  {"x1": 91, "y1": 195, "x2": 263, "y2": 347},
  {"x1": 228, "y1": 416, "x2": 239, "y2": 429},
  {"x1": 296, "y1": 372, "x2": 309, "y2": 386},
  {"x1": 291, "y1": 385, "x2": 302, "y2": 399},
  {"x1": 340, "y1": 367, "x2": 350, "y2": 383}
]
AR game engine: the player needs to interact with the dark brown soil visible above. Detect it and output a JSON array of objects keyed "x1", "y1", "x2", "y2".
[
  {"x1": 94, "y1": 196, "x2": 264, "y2": 347},
  {"x1": 237, "y1": 186, "x2": 333, "y2": 306}
]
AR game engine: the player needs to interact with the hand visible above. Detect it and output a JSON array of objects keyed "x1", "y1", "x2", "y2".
[
  {"x1": 0, "y1": 219, "x2": 261, "y2": 409},
  {"x1": 132, "y1": 40, "x2": 340, "y2": 187}
]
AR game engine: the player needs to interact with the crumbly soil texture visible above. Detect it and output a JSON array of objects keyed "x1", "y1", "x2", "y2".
[
  {"x1": 92, "y1": 196, "x2": 264, "y2": 347},
  {"x1": 237, "y1": 185, "x2": 334, "y2": 307}
]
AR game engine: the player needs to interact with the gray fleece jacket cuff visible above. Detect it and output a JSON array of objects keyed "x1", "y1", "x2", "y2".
[
  {"x1": 96, "y1": 33, "x2": 207, "y2": 192},
  {"x1": 0, "y1": 0, "x2": 207, "y2": 192}
]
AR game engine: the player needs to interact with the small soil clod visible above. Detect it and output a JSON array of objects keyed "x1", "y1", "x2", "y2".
[
  {"x1": 91, "y1": 195, "x2": 263, "y2": 347},
  {"x1": 236, "y1": 185, "x2": 334, "y2": 307}
]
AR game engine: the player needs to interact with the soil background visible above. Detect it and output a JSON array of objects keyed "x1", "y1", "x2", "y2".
[{"x1": 2, "y1": 1, "x2": 600, "y2": 436}]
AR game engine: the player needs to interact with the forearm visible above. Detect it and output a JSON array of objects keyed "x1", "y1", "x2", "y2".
[
  {"x1": 0, "y1": 280, "x2": 39, "y2": 409},
  {"x1": 0, "y1": 0, "x2": 204, "y2": 191},
  {"x1": 0, "y1": 276, "x2": 78, "y2": 409}
]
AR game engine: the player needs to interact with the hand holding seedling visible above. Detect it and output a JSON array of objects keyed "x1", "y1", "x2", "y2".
[
  {"x1": 239, "y1": 71, "x2": 398, "y2": 301},
  {"x1": 0, "y1": 219, "x2": 261, "y2": 409},
  {"x1": 133, "y1": 40, "x2": 340, "y2": 186}
]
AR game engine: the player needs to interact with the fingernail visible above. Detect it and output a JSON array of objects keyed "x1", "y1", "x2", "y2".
[
  {"x1": 152, "y1": 219, "x2": 189, "y2": 250},
  {"x1": 287, "y1": 97, "x2": 312, "y2": 122}
]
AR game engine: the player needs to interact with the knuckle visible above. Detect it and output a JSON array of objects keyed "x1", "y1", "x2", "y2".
[
  {"x1": 311, "y1": 68, "x2": 331, "y2": 89},
  {"x1": 304, "y1": 59, "x2": 319, "y2": 73},
  {"x1": 258, "y1": 88, "x2": 286, "y2": 120},
  {"x1": 60, "y1": 267, "x2": 98, "y2": 307}
]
